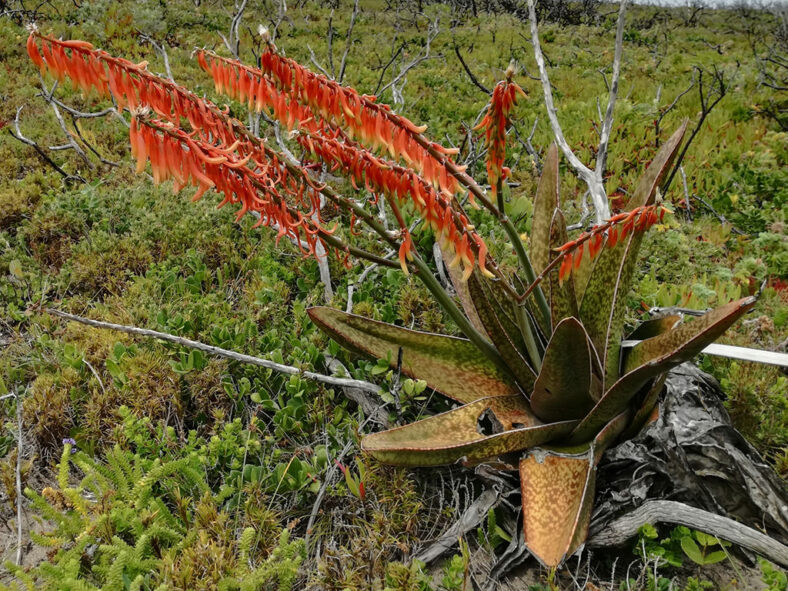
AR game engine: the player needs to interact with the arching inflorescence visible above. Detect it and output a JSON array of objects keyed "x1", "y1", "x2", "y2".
[{"x1": 27, "y1": 31, "x2": 496, "y2": 279}]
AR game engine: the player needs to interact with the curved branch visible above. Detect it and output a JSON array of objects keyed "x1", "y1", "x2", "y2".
[
  {"x1": 588, "y1": 500, "x2": 788, "y2": 568},
  {"x1": 45, "y1": 308, "x2": 383, "y2": 395}
]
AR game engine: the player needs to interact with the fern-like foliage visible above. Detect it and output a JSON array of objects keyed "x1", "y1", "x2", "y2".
[{"x1": 1, "y1": 431, "x2": 303, "y2": 591}]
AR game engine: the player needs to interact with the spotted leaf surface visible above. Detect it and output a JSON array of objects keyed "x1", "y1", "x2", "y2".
[
  {"x1": 308, "y1": 307, "x2": 520, "y2": 403},
  {"x1": 520, "y1": 448, "x2": 595, "y2": 567},
  {"x1": 568, "y1": 296, "x2": 756, "y2": 443},
  {"x1": 531, "y1": 318, "x2": 598, "y2": 422},
  {"x1": 362, "y1": 396, "x2": 576, "y2": 466},
  {"x1": 579, "y1": 124, "x2": 688, "y2": 387}
]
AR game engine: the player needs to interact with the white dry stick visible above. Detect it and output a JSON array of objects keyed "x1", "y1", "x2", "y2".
[
  {"x1": 15, "y1": 392, "x2": 23, "y2": 566},
  {"x1": 527, "y1": 0, "x2": 630, "y2": 224},
  {"x1": 46, "y1": 308, "x2": 382, "y2": 394},
  {"x1": 595, "y1": 0, "x2": 629, "y2": 182}
]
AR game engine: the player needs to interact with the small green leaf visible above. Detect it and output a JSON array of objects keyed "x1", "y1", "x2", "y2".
[
  {"x1": 680, "y1": 535, "x2": 705, "y2": 565},
  {"x1": 8, "y1": 260, "x2": 23, "y2": 279}
]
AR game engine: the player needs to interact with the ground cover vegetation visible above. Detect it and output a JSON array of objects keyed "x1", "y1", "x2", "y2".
[{"x1": 0, "y1": 0, "x2": 786, "y2": 588}]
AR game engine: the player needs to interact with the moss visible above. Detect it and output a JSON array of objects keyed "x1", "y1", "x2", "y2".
[{"x1": 23, "y1": 368, "x2": 81, "y2": 455}]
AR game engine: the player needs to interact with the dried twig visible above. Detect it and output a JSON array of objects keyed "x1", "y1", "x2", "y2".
[
  {"x1": 8, "y1": 106, "x2": 84, "y2": 183},
  {"x1": 337, "y1": 0, "x2": 359, "y2": 84},
  {"x1": 378, "y1": 15, "x2": 441, "y2": 103},
  {"x1": 663, "y1": 65, "x2": 729, "y2": 194},
  {"x1": 138, "y1": 31, "x2": 175, "y2": 81},
  {"x1": 527, "y1": 0, "x2": 628, "y2": 224},
  {"x1": 595, "y1": 0, "x2": 628, "y2": 184},
  {"x1": 453, "y1": 41, "x2": 491, "y2": 95},
  {"x1": 220, "y1": 0, "x2": 248, "y2": 59},
  {"x1": 588, "y1": 500, "x2": 788, "y2": 568},
  {"x1": 45, "y1": 308, "x2": 382, "y2": 394}
]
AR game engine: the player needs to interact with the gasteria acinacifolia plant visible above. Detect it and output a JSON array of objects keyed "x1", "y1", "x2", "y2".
[{"x1": 25, "y1": 28, "x2": 756, "y2": 568}]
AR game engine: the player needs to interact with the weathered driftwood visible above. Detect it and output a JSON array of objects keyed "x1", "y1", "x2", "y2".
[{"x1": 588, "y1": 500, "x2": 788, "y2": 567}]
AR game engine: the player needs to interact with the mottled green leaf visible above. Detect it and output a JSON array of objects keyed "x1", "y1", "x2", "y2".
[
  {"x1": 362, "y1": 396, "x2": 576, "y2": 466},
  {"x1": 592, "y1": 409, "x2": 631, "y2": 464},
  {"x1": 308, "y1": 307, "x2": 520, "y2": 403},
  {"x1": 620, "y1": 374, "x2": 667, "y2": 441},
  {"x1": 625, "y1": 121, "x2": 688, "y2": 210},
  {"x1": 531, "y1": 144, "x2": 560, "y2": 276},
  {"x1": 627, "y1": 315, "x2": 682, "y2": 341},
  {"x1": 467, "y1": 276, "x2": 538, "y2": 391},
  {"x1": 580, "y1": 123, "x2": 688, "y2": 388},
  {"x1": 623, "y1": 297, "x2": 756, "y2": 372},
  {"x1": 438, "y1": 241, "x2": 490, "y2": 339},
  {"x1": 531, "y1": 318, "x2": 598, "y2": 422},
  {"x1": 568, "y1": 296, "x2": 756, "y2": 443},
  {"x1": 547, "y1": 209, "x2": 578, "y2": 327},
  {"x1": 520, "y1": 447, "x2": 595, "y2": 567}
]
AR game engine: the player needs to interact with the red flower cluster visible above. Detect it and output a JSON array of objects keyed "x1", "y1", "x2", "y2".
[
  {"x1": 299, "y1": 129, "x2": 492, "y2": 279},
  {"x1": 556, "y1": 204, "x2": 670, "y2": 282},
  {"x1": 474, "y1": 78, "x2": 526, "y2": 199},
  {"x1": 27, "y1": 33, "x2": 237, "y2": 145},
  {"x1": 199, "y1": 49, "x2": 466, "y2": 200},
  {"x1": 131, "y1": 115, "x2": 329, "y2": 255},
  {"x1": 25, "y1": 32, "x2": 497, "y2": 280}
]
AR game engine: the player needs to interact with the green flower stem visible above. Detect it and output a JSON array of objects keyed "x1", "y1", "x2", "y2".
[
  {"x1": 411, "y1": 255, "x2": 514, "y2": 381},
  {"x1": 514, "y1": 303, "x2": 542, "y2": 371}
]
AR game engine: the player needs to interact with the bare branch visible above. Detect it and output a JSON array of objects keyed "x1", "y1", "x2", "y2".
[
  {"x1": 8, "y1": 106, "x2": 84, "y2": 183},
  {"x1": 378, "y1": 15, "x2": 441, "y2": 102},
  {"x1": 138, "y1": 31, "x2": 174, "y2": 81},
  {"x1": 45, "y1": 308, "x2": 383, "y2": 395},
  {"x1": 527, "y1": 0, "x2": 610, "y2": 224},
  {"x1": 595, "y1": 0, "x2": 628, "y2": 190},
  {"x1": 453, "y1": 41, "x2": 491, "y2": 94},
  {"x1": 338, "y1": 0, "x2": 359, "y2": 84},
  {"x1": 588, "y1": 500, "x2": 788, "y2": 568},
  {"x1": 220, "y1": 0, "x2": 249, "y2": 59}
]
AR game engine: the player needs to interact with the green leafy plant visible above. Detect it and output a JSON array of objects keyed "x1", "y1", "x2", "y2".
[
  {"x1": 1, "y1": 439, "x2": 305, "y2": 591},
  {"x1": 23, "y1": 24, "x2": 756, "y2": 571},
  {"x1": 308, "y1": 136, "x2": 755, "y2": 567},
  {"x1": 679, "y1": 529, "x2": 731, "y2": 566}
]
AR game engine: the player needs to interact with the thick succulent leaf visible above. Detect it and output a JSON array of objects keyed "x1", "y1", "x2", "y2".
[
  {"x1": 470, "y1": 273, "x2": 528, "y2": 353},
  {"x1": 592, "y1": 409, "x2": 631, "y2": 464},
  {"x1": 531, "y1": 144, "x2": 560, "y2": 276},
  {"x1": 547, "y1": 209, "x2": 579, "y2": 327},
  {"x1": 620, "y1": 374, "x2": 667, "y2": 441},
  {"x1": 625, "y1": 121, "x2": 688, "y2": 210},
  {"x1": 626, "y1": 315, "x2": 682, "y2": 341},
  {"x1": 520, "y1": 447, "x2": 595, "y2": 568},
  {"x1": 531, "y1": 318, "x2": 597, "y2": 422},
  {"x1": 438, "y1": 241, "x2": 490, "y2": 339},
  {"x1": 623, "y1": 297, "x2": 756, "y2": 373},
  {"x1": 308, "y1": 307, "x2": 520, "y2": 403},
  {"x1": 467, "y1": 276, "x2": 538, "y2": 391},
  {"x1": 567, "y1": 296, "x2": 756, "y2": 443},
  {"x1": 579, "y1": 124, "x2": 688, "y2": 387},
  {"x1": 362, "y1": 396, "x2": 576, "y2": 466}
]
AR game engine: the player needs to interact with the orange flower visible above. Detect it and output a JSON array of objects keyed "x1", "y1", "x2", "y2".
[
  {"x1": 554, "y1": 204, "x2": 671, "y2": 283},
  {"x1": 474, "y1": 78, "x2": 526, "y2": 199}
]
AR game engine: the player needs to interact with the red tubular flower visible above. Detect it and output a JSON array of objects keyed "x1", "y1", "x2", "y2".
[
  {"x1": 26, "y1": 34, "x2": 495, "y2": 280},
  {"x1": 473, "y1": 77, "x2": 526, "y2": 199},
  {"x1": 131, "y1": 115, "x2": 339, "y2": 260},
  {"x1": 296, "y1": 128, "x2": 492, "y2": 279},
  {"x1": 198, "y1": 49, "x2": 464, "y2": 200},
  {"x1": 553, "y1": 204, "x2": 671, "y2": 283}
]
